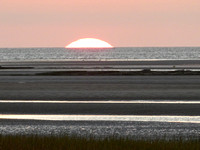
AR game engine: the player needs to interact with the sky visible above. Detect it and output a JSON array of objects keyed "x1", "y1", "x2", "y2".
[{"x1": 0, "y1": 0, "x2": 200, "y2": 47}]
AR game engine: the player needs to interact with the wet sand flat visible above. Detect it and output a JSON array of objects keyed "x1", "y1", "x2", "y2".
[
  {"x1": 0, "y1": 76, "x2": 200, "y2": 100},
  {"x1": 0, "y1": 102, "x2": 200, "y2": 116}
]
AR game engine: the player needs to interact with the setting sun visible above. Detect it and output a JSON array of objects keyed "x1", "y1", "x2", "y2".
[{"x1": 66, "y1": 38, "x2": 113, "y2": 48}]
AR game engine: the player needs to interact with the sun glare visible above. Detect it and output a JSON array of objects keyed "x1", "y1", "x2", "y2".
[{"x1": 66, "y1": 38, "x2": 113, "y2": 48}]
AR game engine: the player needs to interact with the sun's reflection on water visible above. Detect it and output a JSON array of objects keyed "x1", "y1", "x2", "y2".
[{"x1": 1, "y1": 115, "x2": 200, "y2": 123}]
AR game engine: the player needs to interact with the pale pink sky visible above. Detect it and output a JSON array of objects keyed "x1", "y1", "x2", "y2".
[{"x1": 0, "y1": 0, "x2": 200, "y2": 47}]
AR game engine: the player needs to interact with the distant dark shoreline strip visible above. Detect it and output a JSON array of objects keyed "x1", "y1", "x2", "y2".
[
  {"x1": 35, "y1": 70, "x2": 200, "y2": 76},
  {"x1": 1, "y1": 70, "x2": 200, "y2": 76}
]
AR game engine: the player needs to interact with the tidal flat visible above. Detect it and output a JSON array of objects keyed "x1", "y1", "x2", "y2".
[
  {"x1": 1, "y1": 76, "x2": 200, "y2": 100},
  {"x1": 1, "y1": 60, "x2": 200, "y2": 148},
  {"x1": 1, "y1": 102, "x2": 200, "y2": 115}
]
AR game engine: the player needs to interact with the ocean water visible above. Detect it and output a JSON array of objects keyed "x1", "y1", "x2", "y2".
[{"x1": 0, "y1": 47, "x2": 200, "y2": 61}]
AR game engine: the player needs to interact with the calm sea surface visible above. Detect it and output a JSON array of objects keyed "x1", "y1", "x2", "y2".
[{"x1": 0, "y1": 47, "x2": 200, "y2": 61}]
